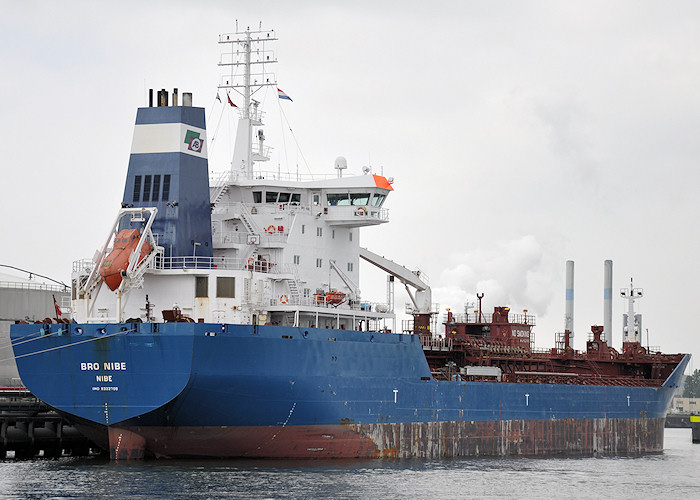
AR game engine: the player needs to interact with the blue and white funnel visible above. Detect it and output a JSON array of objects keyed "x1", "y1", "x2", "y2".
[{"x1": 120, "y1": 93, "x2": 212, "y2": 259}]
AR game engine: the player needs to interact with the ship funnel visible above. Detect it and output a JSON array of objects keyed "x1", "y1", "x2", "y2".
[
  {"x1": 603, "y1": 260, "x2": 613, "y2": 346},
  {"x1": 120, "y1": 101, "x2": 211, "y2": 258}
]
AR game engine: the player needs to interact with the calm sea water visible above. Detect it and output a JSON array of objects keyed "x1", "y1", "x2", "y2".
[{"x1": 0, "y1": 428, "x2": 698, "y2": 499}]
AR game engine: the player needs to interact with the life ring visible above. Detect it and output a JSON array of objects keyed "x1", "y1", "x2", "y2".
[
  {"x1": 355, "y1": 207, "x2": 366, "y2": 216},
  {"x1": 265, "y1": 225, "x2": 276, "y2": 234},
  {"x1": 280, "y1": 294, "x2": 289, "y2": 304}
]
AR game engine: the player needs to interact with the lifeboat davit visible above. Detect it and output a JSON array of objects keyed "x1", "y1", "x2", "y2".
[{"x1": 100, "y1": 229, "x2": 151, "y2": 291}]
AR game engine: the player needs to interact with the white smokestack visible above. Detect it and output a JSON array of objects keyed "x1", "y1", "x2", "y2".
[
  {"x1": 604, "y1": 260, "x2": 613, "y2": 346},
  {"x1": 565, "y1": 260, "x2": 574, "y2": 335}
]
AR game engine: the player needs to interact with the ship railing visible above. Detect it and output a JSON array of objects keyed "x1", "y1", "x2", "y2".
[
  {"x1": 253, "y1": 143, "x2": 271, "y2": 159},
  {"x1": 151, "y1": 256, "x2": 242, "y2": 271},
  {"x1": 269, "y1": 295, "x2": 391, "y2": 313},
  {"x1": 209, "y1": 168, "x2": 392, "y2": 184},
  {"x1": 404, "y1": 300, "x2": 438, "y2": 314},
  {"x1": 349, "y1": 301, "x2": 392, "y2": 313},
  {"x1": 324, "y1": 205, "x2": 390, "y2": 223},
  {"x1": 420, "y1": 336, "x2": 453, "y2": 352},
  {"x1": 530, "y1": 347, "x2": 557, "y2": 356},
  {"x1": 213, "y1": 202, "x2": 311, "y2": 217},
  {"x1": 445, "y1": 312, "x2": 536, "y2": 325},
  {"x1": 209, "y1": 170, "x2": 238, "y2": 187},
  {"x1": 212, "y1": 230, "x2": 289, "y2": 246},
  {"x1": 271, "y1": 295, "x2": 322, "y2": 307},
  {"x1": 0, "y1": 281, "x2": 69, "y2": 292},
  {"x1": 209, "y1": 169, "x2": 341, "y2": 185},
  {"x1": 149, "y1": 255, "x2": 292, "y2": 274},
  {"x1": 267, "y1": 263, "x2": 296, "y2": 275},
  {"x1": 72, "y1": 259, "x2": 95, "y2": 273}
]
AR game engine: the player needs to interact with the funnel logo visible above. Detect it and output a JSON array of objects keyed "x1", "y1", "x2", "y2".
[{"x1": 184, "y1": 130, "x2": 203, "y2": 153}]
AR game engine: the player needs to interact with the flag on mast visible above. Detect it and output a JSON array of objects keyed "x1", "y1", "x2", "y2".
[
  {"x1": 53, "y1": 295, "x2": 62, "y2": 319},
  {"x1": 277, "y1": 88, "x2": 293, "y2": 101},
  {"x1": 227, "y1": 92, "x2": 237, "y2": 107},
  {"x1": 216, "y1": 92, "x2": 222, "y2": 103}
]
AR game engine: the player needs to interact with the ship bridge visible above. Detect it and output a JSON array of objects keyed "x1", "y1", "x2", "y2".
[{"x1": 311, "y1": 173, "x2": 393, "y2": 227}]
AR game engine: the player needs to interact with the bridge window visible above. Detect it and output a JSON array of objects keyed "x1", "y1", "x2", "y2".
[
  {"x1": 266, "y1": 191, "x2": 278, "y2": 203},
  {"x1": 327, "y1": 193, "x2": 350, "y2": 206},
  {"x1": 278, "y1": 192, "x2": 290, "y2": 203},
  {"x1": 291, "y1": 193, "x2": 301, "y2": 203},
  {"x1": 350, "y1": 193, "x2": 370, "y2": 206},
  {"x1": 253, "y1": 191, "x2": 262, "y2": 203},
  {"x1": 371, "y1": 194, "x2": 386, "y2": 207},
  {"x1": 217, "y1": 277, "x2": 235, "y2": 298}
]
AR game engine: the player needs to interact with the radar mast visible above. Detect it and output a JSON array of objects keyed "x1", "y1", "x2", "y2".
[
  {"x1": 218, "y1": 26, "x2": 278, "y2": 178},
  {"x1": 620, "y1": 278, "x2": 643, "y2": 343}
]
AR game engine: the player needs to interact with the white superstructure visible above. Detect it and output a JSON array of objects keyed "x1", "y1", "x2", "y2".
[{"x1": 71, "y1": 26, "x2": 434, "y2": 333}]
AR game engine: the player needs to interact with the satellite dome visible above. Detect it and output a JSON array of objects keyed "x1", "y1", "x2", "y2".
[{"x1": 334, "y1": 156, "x2": 348, "y2": 170}]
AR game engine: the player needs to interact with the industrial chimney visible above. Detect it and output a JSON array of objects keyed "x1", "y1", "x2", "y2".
[
  {"x1": 564, "y1": 260, "x2": 574, "y2": 347},
  {"x1": 603, "y1": 260, "x2": 613, "y2": 346}
]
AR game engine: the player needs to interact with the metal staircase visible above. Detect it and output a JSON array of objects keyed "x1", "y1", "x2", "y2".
[
  {"x1": 210, "y1": 171, "x2": 232, "y2": 204},
  {"x1": 123, "y1": 247, "x2": 164, "y2": 291},
  {"x1": 284, "y1": 312, "x2": 296, "y2": 326},
  {"x1": 238, "y1": 203, "x2": 260, "y2": 235},
  {"x1": 286, "y1": 278, "x2": 301, "y2": 305}
]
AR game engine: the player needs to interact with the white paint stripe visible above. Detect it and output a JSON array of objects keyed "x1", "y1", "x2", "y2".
[{"x1": 130, "y1": 123, "x2": 208, "y2": 158}]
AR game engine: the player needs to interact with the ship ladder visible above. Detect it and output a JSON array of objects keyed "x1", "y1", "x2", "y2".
[
  {"x1": 285, "y1": 278, "x2": 301, "y2": 305},
  {"x1": 238, "y1": 203, "x2": 261, "y2": 236}
]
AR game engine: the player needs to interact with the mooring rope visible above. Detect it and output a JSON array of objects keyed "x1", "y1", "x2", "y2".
[
  {"x1": 0, "y1": 328, "x2": 136, "y2": 364},
  {"x1": 5, "y1": 329, "x2": 62, "y2": 349}
]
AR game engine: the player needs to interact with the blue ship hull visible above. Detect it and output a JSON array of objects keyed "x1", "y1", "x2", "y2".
[{"x1": 10, "y1": 322, "x2": 689, "y2": 459}]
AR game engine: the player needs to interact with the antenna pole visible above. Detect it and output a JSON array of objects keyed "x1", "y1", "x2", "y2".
[
  {"x1": 218, "y1": 27, "x2": 278, "y2": 179},
  {"x1": 243, "y1": 29, "x2": 252, "y2": 176}
]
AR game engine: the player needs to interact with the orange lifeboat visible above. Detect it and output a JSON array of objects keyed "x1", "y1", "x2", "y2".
[
  {"x1": 314, "y1": 289, "x2": 346, "y2": 307},
  {"x1": 100, "y1": 229, "x2": 152, "y2": 291}
]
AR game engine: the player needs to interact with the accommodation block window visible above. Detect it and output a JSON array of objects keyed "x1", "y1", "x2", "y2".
[{"x1": 217, "y1": 277, "x2": 235, "y2": 298}]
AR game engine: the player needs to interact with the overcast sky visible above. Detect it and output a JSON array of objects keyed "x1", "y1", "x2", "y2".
[{"x1": 1, "y1": 1, "x2": 699, "y2": 368}]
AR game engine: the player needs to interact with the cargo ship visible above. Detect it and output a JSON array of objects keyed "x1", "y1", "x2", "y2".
[{"x1": 11, "y1": 27, "x2": 689, "y2": 460}]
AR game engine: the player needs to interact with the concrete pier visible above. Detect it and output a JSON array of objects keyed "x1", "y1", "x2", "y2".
[{"x1": 0, "y1": 388, "x2": 102, "y2": 459}]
